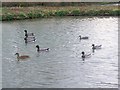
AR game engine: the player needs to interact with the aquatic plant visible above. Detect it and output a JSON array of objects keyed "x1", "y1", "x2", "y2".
[
  {"x1": 54, "y1": 10, "x2": 69, "y2": 16},
  {"x1": 18, "y1": 12, "x2": 27, "y2": 19},
  {"x1": 109, "y1": 10, "x2": 120, "y2": 16},
  {"x1": 70, "y1": 10, "x2": 81, "y2": 16},
  {"x1": 5, "y1": 13, "x2": 15, "y2": 20},
  {"x1": 27, "y1": 12, "x2": 34, "y2": 19}
]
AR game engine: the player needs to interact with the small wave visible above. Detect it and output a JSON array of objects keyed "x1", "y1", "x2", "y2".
[
  {"x1": 100, "y1": 82, "x2": 118, "y2": 86},
  {"x1": 38, "y1": 70, "x2": 55, "y2": 75}
]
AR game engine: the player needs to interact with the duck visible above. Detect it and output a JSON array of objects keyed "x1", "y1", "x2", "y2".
[
  {"x1": 79, "y1": 35, "x2": 89, "y2": 40},
  {"x1": 36, "y1": 45, "x2": 49, "y2": 52},
  {"x1": 15, "y1": 53, "x2": 30, "y2": 61},
  {"x1": 24, "y1": 30, "x2": 35, "y2": 37},
  {"x1": 81, "y1": 51, "x2": 91, "y2": 60},
  {"x1": 24, "y1": 37, "x2": 36, "y2": 43},
  {"x1": 92, "y1": 44, "x2": 102, "y2": 50}
]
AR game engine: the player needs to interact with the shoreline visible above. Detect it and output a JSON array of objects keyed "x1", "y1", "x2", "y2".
[
  {"x1": 1, "y1": 5, "x2": 120, "y2": 21},
  {"x1": 2, "y1": 16, "x2": 119, "y2": 22}
]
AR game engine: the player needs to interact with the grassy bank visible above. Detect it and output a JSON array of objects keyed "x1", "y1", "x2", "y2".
[
  {"x1": 1, "y1": 5, "x2": 119, "y2": 21},
  {"x1": 2, "y1": 2, "x2": 115, "y2": 7}
]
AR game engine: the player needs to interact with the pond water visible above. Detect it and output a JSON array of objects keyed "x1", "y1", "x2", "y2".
[{"x1": 2, "y1": 16, "x2": 118, "y2": 88}]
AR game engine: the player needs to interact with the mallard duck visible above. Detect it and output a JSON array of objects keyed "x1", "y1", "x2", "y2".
[
  {"x1": 79, "y1": 35, "x2": 89, "y2": 40},
  {"x1": 15, "y1": 53, "x2": 30, "y2": 61},
  {"x1": 92, "y1": 44, "x2": 102, "y2": 50},
  {"x1": 36, "y1": 45, "x2": 49, "y2": 52},
  {"x1": 24, "y1": 30, "x2": 35, "y2": 37},
  {"x1": 81, "y1": 51, "x2": 91, "y2": 60}
]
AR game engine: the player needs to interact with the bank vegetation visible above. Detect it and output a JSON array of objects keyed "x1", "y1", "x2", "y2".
[{"x1": 1, "y1": 2, "x2": 119, "y2": 21}]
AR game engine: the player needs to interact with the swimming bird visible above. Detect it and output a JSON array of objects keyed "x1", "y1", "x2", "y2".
[
  {"x1": 79, "y1": 35, "x2": 89, "y2": 40},
  {"x1": 36, "y1": 45, "x2": 49, "y2": 52},
  {"x1": 81, "y1": 51, "x2": 91, "y2": 60},
  {"x1": 24, "y1": 37, "x2": 36, "y2": 43},
  {"x1": 92, "y1": 44, "x2": 102, "y2": 50},
  {"x1": 15, "y1": 53, "x2": 30, "y2": 61},
  {"x1": 24, "y1": 30, "x2": 35, "y2": 37}
]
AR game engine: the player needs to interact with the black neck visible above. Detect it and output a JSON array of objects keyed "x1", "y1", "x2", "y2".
[{"x1": 37, "y1": 47, "x2": 40, "y2": 51}]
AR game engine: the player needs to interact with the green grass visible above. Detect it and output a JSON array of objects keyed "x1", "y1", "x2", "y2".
[
  {"x1": 71, "y1": 10, "x2": 81, "y2": 16},
  {"x1": 1, "y1": 5, "x2": 120, "y2": 21},
  {"x1": 54, "y1": 10, "x2": 69, "y2": 16}
]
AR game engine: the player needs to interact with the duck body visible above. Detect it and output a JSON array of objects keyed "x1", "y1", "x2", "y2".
[
  {"x1": 39, "y1": 48, "x2": 49, "y2": 51},
  {"x1": 79, "y1": 35, "x2": 89, "y2": 40},
  {"x1": 24, "y1": 37, "x2": 36, "y2": 43},
  {"x1": 15, "y1": 53, "x2": 30, "y2": 61},
  {"x1": 36, "y1": 45, "x2": 49, "y2": 52},
  {"x1": 92, "y1": 44, "x2": 102, "y2": 49}
]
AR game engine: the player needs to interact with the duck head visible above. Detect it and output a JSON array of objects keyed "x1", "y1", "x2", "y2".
[
  {"x1": 24, "y1": 30, "x2": 28, "y2": 37},
  {"x1": 15, "y1": 53, "x2": 20, "y2": 57},
  {"x1": 15, "y1": 53, "x2": 19, "y2": 55},
  {"x1": 92, "y1": 44, "x2": 95, "y2": 47},
  {"x1": 36, "y1": 45, "x2": 39, "y2": 48},
  {"x1": 81, "y1": 51, "x2": 85, "y2": 55},
  {"x1": 24, "y1": 30, "x2": 27, "y2": 33},
  {"x1": 81, "y1": 51, "x2": 85, "y2": 60},
  {"x1": 15, "y1": 53, "x2": 20, "y2": 61},
  {"x1": 36, "y1": 45, "x2": 40, "y2": 52}
]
